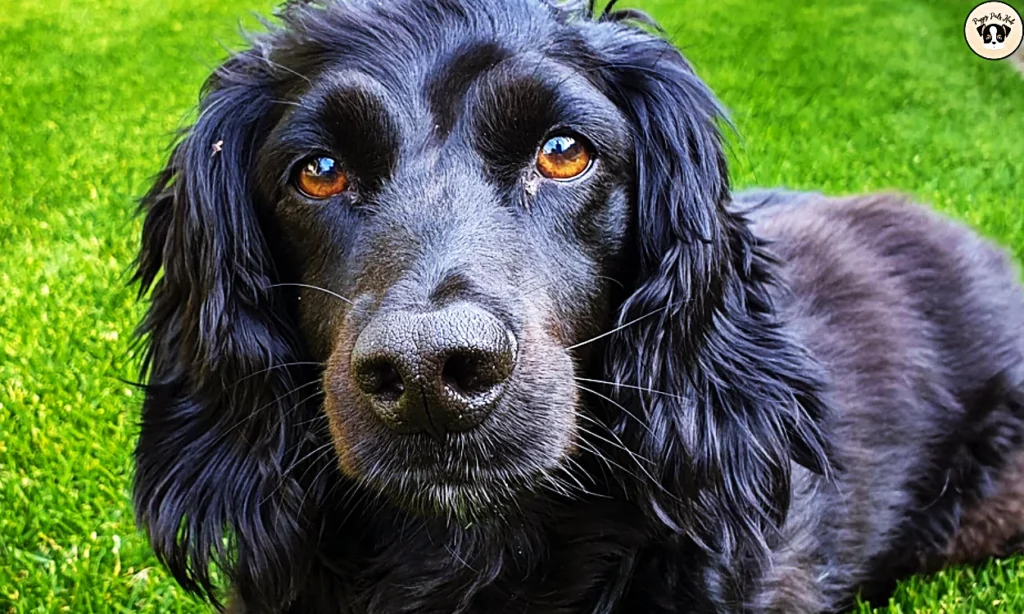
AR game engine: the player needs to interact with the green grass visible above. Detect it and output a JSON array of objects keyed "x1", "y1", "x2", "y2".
[{"x1": 0, "y1": 0, "x2": 1021, "y2": 611}]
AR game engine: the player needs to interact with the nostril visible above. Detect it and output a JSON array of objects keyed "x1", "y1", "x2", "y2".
[
  {"x1": 442, "y1": 351, "x2": 505, "y2": 398},
  {"x1": 357, "y1": 359, "x2": 405, "y2": 401}
]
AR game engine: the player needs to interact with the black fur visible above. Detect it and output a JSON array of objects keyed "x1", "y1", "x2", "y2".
[{"x1": 133, "y1": 1, "x2": 1024, "y2": 612}]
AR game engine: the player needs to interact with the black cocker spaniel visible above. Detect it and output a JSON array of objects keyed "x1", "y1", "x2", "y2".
[{"x1": 133, "y1": 0, "x2": 1024, "y2": 612}]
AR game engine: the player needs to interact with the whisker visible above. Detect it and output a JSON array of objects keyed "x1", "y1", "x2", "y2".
[
  {"x1": 550, "y1": 457, "x2": 605, "y2": 500},
  {"x1": 569, "y1": 435, "x2": 613, "y2": 485},
  {"x1": 335, "y1": 481, "x2": 374, "y2": 528},
  {"x1": 575, "y1": 415, "x2": 649, "y2": 466},
  {"x1": 594, "y1": 274, "x2": 625, "y2": 290},
  {"x1": 266, "y1": 282, "x2": 354, "y2": 305},
  {"x1": 559, "y1": 455, "x2": 594, "y2": 487},
  {"x1": 574, "y1": 376, "x2": 686, "y2": 401},
  {"x1": 575, "y1": 414, "x2": 673, "y2": 495},
  {"x1": 574, "y1": 384, "x2": 654, "y2": 435},
  {"x1": 566, "y1": 301, "x2": 682, "y2": 351},
  {"x1": 295, "y1": 447, "x2": 343, "y2": 511},
  {"x1": 571, "y1": 435, "x2": 643, "y2": 484},
  {"x1": 258, "y1": 380, "x2": 323, "y2": 416},
  {"x1": 231, "y1": 361, "x2": 324, "y2": 388},
  {"x1": 263, "y1": 425, "x2": 334, "y2": 508},
  {"x1": 215, "y1": 380, "x2": 323, "y2": 445},
  {"x1": 288, "y1": 440, "x2": 337, "y2": 475},
  {"x1": 538, "y1": 472, "x2": 575, "y2": 500}
]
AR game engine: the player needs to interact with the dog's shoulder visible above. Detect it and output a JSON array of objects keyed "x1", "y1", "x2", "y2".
[{"x1": 737, "y1": 189, "x2": 1024, "y2": 373}]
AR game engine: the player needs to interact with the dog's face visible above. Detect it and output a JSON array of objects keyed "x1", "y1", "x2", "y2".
[
  {"x1": 978, "y1": 23, "x2": 1011, "y2": 48},
  {"x1": 257, "y1": 21, "x2": 633, "y2": 516}
]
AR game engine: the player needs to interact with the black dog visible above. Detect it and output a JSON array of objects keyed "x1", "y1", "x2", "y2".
[
  {"x1": 133, "y1": 1, "x2": 1024, "y2": 611},
  {"x1": 978, "y1": 23, "x2": 1012, "y2": 49}
]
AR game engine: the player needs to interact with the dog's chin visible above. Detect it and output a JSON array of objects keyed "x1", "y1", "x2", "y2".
[{"x1": 371, "y1": 469, "x2": 542, "y2": 522}]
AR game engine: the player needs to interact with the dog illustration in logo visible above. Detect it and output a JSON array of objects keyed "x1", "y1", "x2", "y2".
[{"x1": 978, "y1": 23, "x2": 1012, "y2": 49}]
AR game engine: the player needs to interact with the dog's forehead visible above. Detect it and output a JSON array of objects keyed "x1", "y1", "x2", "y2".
[
  {"x1": 280, "y1": 0, "x2": 589, "y2": 115},
  {"x1": 281, "y1": 4, "x2": 616, "y2": 155},
  {"x1": 424, "y1": 41, "x2": 513, "y2": 138},
  {"x1": 424, "y1": 47, "x2": 603, "y2": 140}
]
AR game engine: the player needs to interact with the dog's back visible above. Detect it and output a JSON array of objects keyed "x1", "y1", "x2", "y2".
[{"x1": 736, "y1": 190, "x2": 1024, "y2": 610}]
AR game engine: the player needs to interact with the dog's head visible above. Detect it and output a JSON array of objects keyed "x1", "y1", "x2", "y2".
[
  {"x1": 978, "y1": 23, "x2": 1011, "y2": 48},
  {"x1": 270, "y1": 22, "x2": 638, "y2": 517},
  {"x1": 134, "y1": 0, "x2": 830, "y2": 606}
]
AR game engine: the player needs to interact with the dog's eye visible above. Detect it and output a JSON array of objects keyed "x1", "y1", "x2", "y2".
[
  {"x1": 296, "y1": 156, "x2": 349, "y2": 199},
  {"x1": 536, "y1": 135, "x2": 592, "y2": 180}
]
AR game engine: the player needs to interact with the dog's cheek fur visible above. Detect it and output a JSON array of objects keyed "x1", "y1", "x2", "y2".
[
  {"x1": 580, "y1": 25, "x2": 833, "y2": 603},
  {"x1": 133, "y1": 49, "x2": 328, "y2": 610}
]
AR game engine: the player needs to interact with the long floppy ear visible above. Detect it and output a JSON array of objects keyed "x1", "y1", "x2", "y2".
[
  {"x1": 588, "y1": 14, "x2": 833, "y2": 601},
  {"x1": 133, "y1": 46, "x2": 324, "y2": 609}
]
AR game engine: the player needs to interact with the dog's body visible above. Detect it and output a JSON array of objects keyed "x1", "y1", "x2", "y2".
[
  {"x1": 133, "y1": 1, "x2": 1024, "y2": 612},
  {"x1": 737, "y1": 191, "x2": 1024, "y2": 611}
]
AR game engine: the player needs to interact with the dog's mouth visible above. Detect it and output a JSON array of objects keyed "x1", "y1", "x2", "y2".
[
  {"x1": 325, "y1": 378, "x2": 579, "y2": 518},
  {"x1": 323, "y1": 305, "x2": 582, "y2": 519}
]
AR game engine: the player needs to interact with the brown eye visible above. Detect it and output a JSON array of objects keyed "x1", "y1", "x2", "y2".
[
  {"x1": 296, "y1": 156, "x2": 349, "y2": 199},
  {"x1": 536, "y1": 135, "x2": 592, "y2": 180}
]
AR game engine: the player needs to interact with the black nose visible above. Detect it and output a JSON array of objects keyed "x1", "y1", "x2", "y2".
[{"x1": 350, "y1": 304, "x2": 517, "y2": 439}]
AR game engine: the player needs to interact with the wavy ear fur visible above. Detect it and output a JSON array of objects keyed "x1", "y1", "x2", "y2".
[
  {"x1": 133, "y1": 47, "x2": 322, "y2": 609},
  {"x1": 589, "y1": 18, "x2": 833, "y2": 603}
]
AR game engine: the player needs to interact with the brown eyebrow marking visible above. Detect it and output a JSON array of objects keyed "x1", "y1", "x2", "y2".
[{"x1": 426, "y1": 41, "x2": 509, "y2": 139}]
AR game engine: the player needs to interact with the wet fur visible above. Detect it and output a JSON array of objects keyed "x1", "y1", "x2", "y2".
[{"x1": 132, "y1": 1, "x2": 1024, "y2": 612}]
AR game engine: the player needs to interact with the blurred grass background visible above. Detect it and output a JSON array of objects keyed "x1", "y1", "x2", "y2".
[{"x1": 1, "y1": 0, "x2": 1022, "y2": 611}]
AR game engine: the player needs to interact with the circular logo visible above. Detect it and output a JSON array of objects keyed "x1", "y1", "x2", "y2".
[{"x1": 965, "y1": 2, "x2": 1023, "y2": 60}]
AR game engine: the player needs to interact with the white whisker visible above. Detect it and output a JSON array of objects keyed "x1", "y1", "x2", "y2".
[
  {"x1": 266, "y1": 282, "x2": 354, "y2": 305},
  {"x1": 574, "y1": 384, "x2": 654, "y2": 434},
  {"x1": 231, "y1": 361, "x2": 324, "y2": 387},
  {"x1": 566, "y1": 301, "x2": 681, "y2": 351},
  {"x1": 574, "y1": 376, "x2": 686, "y2": 401}
]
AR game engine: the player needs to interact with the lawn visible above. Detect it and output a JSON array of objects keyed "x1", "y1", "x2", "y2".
[{"x1": 0, "y1": 0, "x2": 1022, "y2": 612}]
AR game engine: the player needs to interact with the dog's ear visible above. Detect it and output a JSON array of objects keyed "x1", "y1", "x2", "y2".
[
  {"x1": 978, "y1": 24, "x2": 988, "y2": 37},
  {"x1": 133, "y1": 47, "x2": 324, "y2": 609},
  {"x1": 1001, "y1": 24, "x2": 1011, "y2": 36},
  {"x1": 590, "y1": 20, "x2": 832, "y2": 600}
]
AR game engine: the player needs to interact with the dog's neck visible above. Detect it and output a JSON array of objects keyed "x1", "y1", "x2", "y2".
[{"x1": 301, "y1": 481, "x2": 659, "y2": 613}]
